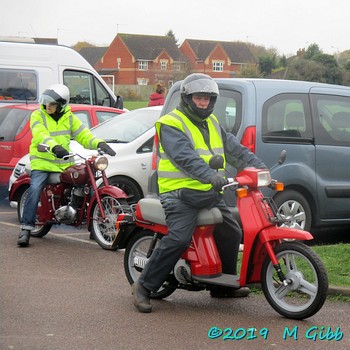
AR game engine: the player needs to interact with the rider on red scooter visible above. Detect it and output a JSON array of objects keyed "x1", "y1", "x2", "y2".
[{"x1": 132, "y1": 73, "x2": 267, "y2": 313}]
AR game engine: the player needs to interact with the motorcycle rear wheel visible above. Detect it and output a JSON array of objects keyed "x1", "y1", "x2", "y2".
[
  {"x1": 18, "y1": 187, "x2": 52, "y2": 238},
  {"x1": 261, "y1": 241, "x2": 328, "y2": 320},
  {"x1": 124, "y1": 230, "x2": 177, "y2": 299},
  {"x1": 91, "y1": 196, "x2": 129, "y2": 250}
]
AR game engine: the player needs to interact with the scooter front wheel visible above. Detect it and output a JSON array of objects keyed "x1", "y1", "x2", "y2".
[
  {"x1": 261, "y1": 241, "x2": 328, "y2": 320},
  {"x1": 124, "y1": 230, "x2": 177, "y2": 299},
  {"x1": 91, "y1": 196, "x2": 129, "y2": 250}
]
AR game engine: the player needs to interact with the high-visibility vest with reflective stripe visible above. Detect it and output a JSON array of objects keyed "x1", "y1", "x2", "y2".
[
  {"x1": 156, "y1": 109, "x2": 226, "y2": 193},
  {"x1": 29, "y1": 106, "x2": 103, "y2": 172}
]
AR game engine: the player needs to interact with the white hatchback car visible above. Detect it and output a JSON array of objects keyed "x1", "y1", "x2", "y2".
[{"x1": 9, "y1": 106, "x2": 161, "y2": 208}]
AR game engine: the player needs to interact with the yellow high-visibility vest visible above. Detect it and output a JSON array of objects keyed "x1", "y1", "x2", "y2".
[{"x1": 156, "y1": 109, "x2": 226, "y2": 193}]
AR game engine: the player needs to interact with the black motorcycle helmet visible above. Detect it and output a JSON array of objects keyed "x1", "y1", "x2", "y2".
[{"x1": 180, "y1": 73, "x2": 219, "y2": 119}]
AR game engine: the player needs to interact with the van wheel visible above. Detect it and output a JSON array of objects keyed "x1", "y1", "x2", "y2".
[{"x1": 273, "y1": 190, "x2": 312, "y2": 231}]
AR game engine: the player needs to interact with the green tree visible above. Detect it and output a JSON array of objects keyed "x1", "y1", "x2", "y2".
[
  {"x1": 304, "y1": 43, "x2": 322, "y2": 59},
  {"x1": 258, "y1": 55, "x2": 276, "y2": 76},
  {"x1": 165, "y1": 30, "x2": 179, "y2": 47}
]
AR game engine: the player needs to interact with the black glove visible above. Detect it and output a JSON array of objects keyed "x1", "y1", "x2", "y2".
[
  {"x1": 52, "y1": 145, "x2": 69, "y2": 159},
  {"x1": 98, "y1": 142, "x2": 116, "y2": 156},
  {"x1": 210, "y1": 174, "x2": 227, "y2": 191}
]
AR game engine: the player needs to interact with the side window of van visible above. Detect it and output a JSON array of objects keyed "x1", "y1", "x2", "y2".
[
  {"x1": 63, "y1": 70, "x2": 112, "y2": 107},
  {"x1": 311, "y1": 94, "x2": 350, "y2": 146},
  {"x1": 213, "y1": 89, "x2": 242, "y2": 135},
  {"x1": 262, "y1": 94, "x2": 313, "y2": 143},
  {"x1": 0, "y1": 69, "x2": 37, "y2": 103}
]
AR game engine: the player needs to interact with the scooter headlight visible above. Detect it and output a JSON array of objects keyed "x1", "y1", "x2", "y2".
[
  {"x1": 257, "y1": 170, "x2": 271, "y2": 187},
  {"x1": 94, "y1": 156, "x2": 108, "y2": 171}
]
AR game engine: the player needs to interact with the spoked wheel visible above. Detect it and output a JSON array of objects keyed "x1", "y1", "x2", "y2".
[
  {"x1": 124, "y1": 230, "x2": 177, "y2": 299},
  {"x1": 261, "y1": 241, "x2": 328, "y2": 320},
  {"x1": 18, "y1": 187, "x2": 52, "y2": 238},
  {"x1": 91, "y1": 196, "x2": 129, "y2": 250}
]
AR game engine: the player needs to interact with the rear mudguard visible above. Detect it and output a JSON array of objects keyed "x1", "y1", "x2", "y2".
[
  {"x1": 87, "y1": 185, "x2": 128, "y2": 229},
  {"x1": 241, "y1": 226, "x2": 313, "y2": 285}
]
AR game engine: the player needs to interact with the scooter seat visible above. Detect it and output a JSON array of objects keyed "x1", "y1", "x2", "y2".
[{"x1": 138, "y1": 197, "x2": 223, "y2": 226}]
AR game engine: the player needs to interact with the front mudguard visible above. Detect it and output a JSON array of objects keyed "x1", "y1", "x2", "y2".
[
  {"x1": 243, "y1": 226, "x2": 314, "y2": 285},
  {"x1": 9, "y1": 174, "x2": 31, "y2": 202},
  {"x1": 87, "y1": 185, "x2": 128, "y2": 230}
]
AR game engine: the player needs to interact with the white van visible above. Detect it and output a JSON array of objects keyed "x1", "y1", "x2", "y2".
[{"x1": 0, "y1": 41, "x2": 123, "y2": 108}]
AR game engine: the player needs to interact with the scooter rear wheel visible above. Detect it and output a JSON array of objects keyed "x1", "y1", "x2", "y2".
[
  {"x1": 124, "y1": 230, "x2": 177, "y2": 299},
  {"x1": 261, "y1": 241, "x2": 328, "y2": 320}
]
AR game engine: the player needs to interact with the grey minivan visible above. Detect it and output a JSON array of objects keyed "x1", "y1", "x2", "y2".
[{"x1": 160, "y1": 78, "x2": 350, "y2": 232}]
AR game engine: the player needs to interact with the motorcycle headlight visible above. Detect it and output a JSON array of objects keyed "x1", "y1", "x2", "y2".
[
  {"x1": 94, "y1": 156, "x2": 108, "y2": 171},
  {"x1": 257, "y1": 170, "x2": 272, "y2": 187}
]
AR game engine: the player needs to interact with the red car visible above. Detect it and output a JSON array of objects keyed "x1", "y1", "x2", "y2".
[{"x1": 0, "y1": 104, "x2": 124, "y2": 185}]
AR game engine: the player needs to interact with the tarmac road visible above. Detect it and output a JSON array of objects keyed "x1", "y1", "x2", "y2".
[{"x1": 0, "y1": 186, "x2": 349, "y2": 350}]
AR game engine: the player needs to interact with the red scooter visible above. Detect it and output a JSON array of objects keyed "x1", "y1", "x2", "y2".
[
  {"x1": 9, "y1": 144, "x2": 129, "y2": 250},
  {"x1": 115, "y1": 151, "x2": 328, "y2": 320}
]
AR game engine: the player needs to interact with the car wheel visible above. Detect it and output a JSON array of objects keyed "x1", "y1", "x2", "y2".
[
  {"x1": 107, "y1": 176, "x2": 143, "y2": 205},
  {"x1": 273, "y1": 190, "x2": 312, "y2": 231}
]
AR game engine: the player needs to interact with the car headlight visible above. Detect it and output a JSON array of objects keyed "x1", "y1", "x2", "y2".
[
  {"x1": 257, "y1": 170, "x2": 272, "y2": 187},
  {"x1": 14, "y1": 163, "x2": 26, "y2": 178},
  {"x1": 94, "y1": 156, "x2": 108, "y2": 171}
]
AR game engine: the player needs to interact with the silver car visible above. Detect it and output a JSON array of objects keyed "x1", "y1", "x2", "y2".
[{"x1": 9, "y1": 106, "x2": 161, "y2": 208}]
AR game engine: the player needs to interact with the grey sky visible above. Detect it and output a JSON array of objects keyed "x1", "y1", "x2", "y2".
[{"x1": 1, "y1": 0, "x2": 348, "y2": 57}]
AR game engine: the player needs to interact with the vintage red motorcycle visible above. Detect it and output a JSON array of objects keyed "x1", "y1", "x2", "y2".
[
  {"x1": 9, "y1": 144, "x2": 129, "y2": 250},
  {"x1": 114, "y1": 151, "x2": 328, "y2": 319}
]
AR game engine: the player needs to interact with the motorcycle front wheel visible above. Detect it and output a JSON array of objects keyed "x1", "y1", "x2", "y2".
[
  {"x1": 261, "y1": 241, "x2": 328, "y2": 320},
  {"x1": 91, "y1": 196, "x2": 129, "y2": 250},
  {"x1": 124, "y1": 230, "x2": 177, "y2": 299},
  {"x1": 18, "y1": 187, "x2": 52, "y2": 238}
]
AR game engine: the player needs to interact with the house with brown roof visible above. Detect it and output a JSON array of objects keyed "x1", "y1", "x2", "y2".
[
  {"x1": 180, "y1": 39, "x2": 258, "y2": 77},
  {"x1": 89, "y1": 33, "x2": 187, "y2": 86},
  {"x1": 79, "y1": 34, "x2": 258, "y2": 87}
]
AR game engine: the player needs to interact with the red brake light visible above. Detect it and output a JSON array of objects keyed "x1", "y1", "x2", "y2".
[{"x1": 241, "y1": 126, "x2": 256, "y2": 153}]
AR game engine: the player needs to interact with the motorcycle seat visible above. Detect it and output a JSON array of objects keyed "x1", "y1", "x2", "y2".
[{"x1": 138, "y1": 197, "x2": 223, "y2": 226}]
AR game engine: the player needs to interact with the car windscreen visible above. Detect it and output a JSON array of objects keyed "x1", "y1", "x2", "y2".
[
  {"x1": 91, "y1": 109, "x2": 160, "y2": 142},
  {"x1": 0, "y1": 108, "x2": 31, "y2": 141}
]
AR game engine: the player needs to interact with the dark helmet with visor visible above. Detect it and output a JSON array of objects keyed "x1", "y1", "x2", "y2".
[
  {"x1": 180, "y1": 73, "x2": 219, "y2": 119},
  {"x1": 39, "y1": 84, "x2": 70, "y2": 113}
]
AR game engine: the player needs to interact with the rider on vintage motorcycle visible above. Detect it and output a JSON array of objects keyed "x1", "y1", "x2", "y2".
[
  {"x1": 17, "y1": 84, "x2": 116, "y2": 247},
  {"x1": 132, "y1": 73, "x2": 267, "y2": 313}
]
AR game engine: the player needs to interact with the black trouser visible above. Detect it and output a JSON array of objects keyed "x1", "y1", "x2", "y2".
[{"x1": 139, "y1": 189, "x2": 242, "y2": 293}]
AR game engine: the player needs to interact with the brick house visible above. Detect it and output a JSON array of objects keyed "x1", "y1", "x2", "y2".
[
  {"x1": 85, "y1": 33, "x2": 187, "y2": 87},
  {"x1": 79, "y1": 34, "x2": 258, "y2": 86},
  {"x1": 180, "y1": 39, "x2": 257, "y2": 77}
]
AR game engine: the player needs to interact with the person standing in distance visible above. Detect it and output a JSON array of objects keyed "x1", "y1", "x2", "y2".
[
  {"x1": 17, "y1": 84, "x2": 116, "y2": 247},
  {"x1": 132, "y1": 73, "x2": 267, "y2": 313}
]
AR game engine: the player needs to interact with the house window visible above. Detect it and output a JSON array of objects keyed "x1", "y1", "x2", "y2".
[
  {"x1": 161, "y1": 61, "x2": 167, "y2": 71},
  {"x1": 138, "y1": 61, "x2": 148, "y2": 71},
  {"x1": 137, "y1": 78, "x2": 148, "y2": 85},
  {"x1": 213, "y1": 61, "x2": 224, "y2": 72},
  {"x1": 172, "y1": 62, "x2": 181, "y2": 71},
  {"x1": 117, "y1": 58, "x2": 121, "y2": 70}
]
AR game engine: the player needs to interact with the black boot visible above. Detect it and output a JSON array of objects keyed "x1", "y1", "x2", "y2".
[
  {"x1": 17, "y1": 229, "x2": 30, "y2": 247},
  {"x1": 132, "y1": 280, "x2": 152, "y2": 313}
]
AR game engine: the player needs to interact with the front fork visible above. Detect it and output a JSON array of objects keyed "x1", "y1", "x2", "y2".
[{"x1": 264, "y1": 241, "x2": 291, "y2": 286}]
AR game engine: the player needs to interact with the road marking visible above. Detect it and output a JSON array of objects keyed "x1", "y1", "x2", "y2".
[{"x1": 0, "y1": 220, "x2": 97, "y2": 245}]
